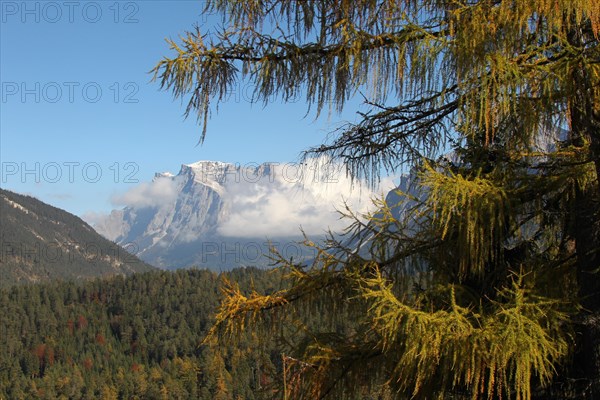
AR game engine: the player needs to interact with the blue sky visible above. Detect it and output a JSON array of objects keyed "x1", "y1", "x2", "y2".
[{"x1": 1, "y1": 0, "x2": 369, "y2": 217}]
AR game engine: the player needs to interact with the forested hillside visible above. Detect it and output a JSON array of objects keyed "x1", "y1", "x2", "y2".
[
  {"x1": 0, "y1": 189, "x2": 155, "y2": 287},
  {"x1": 0, "y1": 268, "x2": 286, "y2": 399}
]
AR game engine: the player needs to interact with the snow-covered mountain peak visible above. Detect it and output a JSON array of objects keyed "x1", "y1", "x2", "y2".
[
  {"x1": 185, "y1": 160, "x2": 232, "y2": 169},
  {"x1": 179, "y1": 161, "x2": 278, "y2": 187}
]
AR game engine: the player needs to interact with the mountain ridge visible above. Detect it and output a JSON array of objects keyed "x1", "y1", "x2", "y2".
[{"x1": 0, "y1": 188, "x2": 155, "y2": 286}]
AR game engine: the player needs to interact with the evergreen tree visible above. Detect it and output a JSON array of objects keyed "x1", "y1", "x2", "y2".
[{"x1": 153, "y1": 1, "x2": 600, "y2": 399}]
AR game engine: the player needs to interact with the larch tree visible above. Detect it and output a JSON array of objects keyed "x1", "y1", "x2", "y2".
[{"x1": 152, "y1": 1, "x2": 600, "y2": 399}]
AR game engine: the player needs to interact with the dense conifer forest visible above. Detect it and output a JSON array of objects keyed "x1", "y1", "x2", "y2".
[{"x1": 0, "y1": 268, "x2": 287, "y2": 400}]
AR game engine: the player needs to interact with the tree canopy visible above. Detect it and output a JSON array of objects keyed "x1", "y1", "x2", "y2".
[
  {"x1": 0, "y1": 268, "x2": 287, "y2": 400},
  {"x1": 153, "y1": 1, "x2": 600, "y2": 399}
]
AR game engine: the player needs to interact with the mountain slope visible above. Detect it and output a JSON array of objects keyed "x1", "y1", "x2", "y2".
[{"x1": 0, "y1": 189, "x2": 155, "y2": 286}]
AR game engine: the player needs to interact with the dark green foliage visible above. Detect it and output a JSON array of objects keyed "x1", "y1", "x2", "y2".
[{"x1": 0, "y1": 267, "x2": 285, "y2": 399}]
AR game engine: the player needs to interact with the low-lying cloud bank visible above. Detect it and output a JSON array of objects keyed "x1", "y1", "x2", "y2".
[
  {"x1": 216, "y1": 161, "x2": 396, "y2": 238},
  {"x1": 111, "y1": 178, "x2": 179, "y2": 209}
]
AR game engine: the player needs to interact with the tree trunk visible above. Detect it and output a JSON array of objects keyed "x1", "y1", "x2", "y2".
[
  {"x1": 537, "y1": 21, "x2": 600, "y2": 398},
  {"x1": 567, "y1": 43, "x2": 600, "y2": 400},
  {"x1": 572, "y1": 179, "x2": 600, "y2": 399},
  {"x1": 568, "y1": 16, "x2": 600, "y2": 396}
]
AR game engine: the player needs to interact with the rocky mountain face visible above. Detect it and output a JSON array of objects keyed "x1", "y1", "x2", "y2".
[
  {"x1": 95, "y1": 161, "x2": 317, "y2": 270},
  {"x1": 0, "y1": 189, "x2": 155, "y2": 287}
]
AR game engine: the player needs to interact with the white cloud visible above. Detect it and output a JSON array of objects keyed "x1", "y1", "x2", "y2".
[
  {"x1": 81, "y1": 210, "x2": 108, "y2": 226},
  {"x1": 111, "y1": 177, "x2": 178, "y2": 209},
  {"x1": 217, "y1": 159, "x2": 397, "y2": 238}
]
